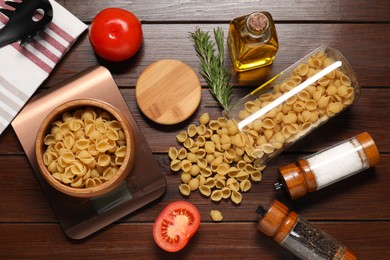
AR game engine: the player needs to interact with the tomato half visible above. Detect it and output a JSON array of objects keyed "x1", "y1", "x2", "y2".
[
  {"x1": 89, "y1": 8, "x2": 143, "y2": 62},
  {"x1": 153, "y1": 201, "x2": 201, "y2": 252}
]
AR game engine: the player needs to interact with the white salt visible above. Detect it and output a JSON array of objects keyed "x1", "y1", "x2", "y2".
[{"x1": 306, "y1": 140, "x2": 366, "y2": 189}]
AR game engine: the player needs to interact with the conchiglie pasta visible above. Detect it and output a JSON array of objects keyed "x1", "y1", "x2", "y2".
[
  {"x1": 187, "y1": 124, "x2": 197, "y2": 137},
  {"x1": 176, "y1": 170, "x2": 189, "y2": 183},
  {"x1": 199, "y1": 185, "x2": 211, "y2": 197},
  {"x1": 97, "y1": 154, "x2": 111, "y2": 167},
  {"x1": 176, "y1": 131, "x2": 188, "y2": 143},
  {"x1": 231, "y1": 190, "x2": 242, "y2": 204},
  {"x1": 211, "y1": 190, "x2": 223, "y2": 202},
  {"x1": 199, "y1": 113, "x2": 210, "y2": 125},
  {"x1": 240, "y1": 179, "x2": 251, "y2": 192},
  {"x1": 114, "y1": 146, "x2": 127, "y2": 158}
]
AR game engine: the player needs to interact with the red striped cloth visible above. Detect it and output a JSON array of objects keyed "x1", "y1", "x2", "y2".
[{"x1": 0, "y1": 0, "x2": 87, "y2": 134}]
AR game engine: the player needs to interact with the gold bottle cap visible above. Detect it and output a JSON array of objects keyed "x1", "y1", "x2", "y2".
[{"x1": 355, "y1": 132, "x2": 380, "y2": 167}]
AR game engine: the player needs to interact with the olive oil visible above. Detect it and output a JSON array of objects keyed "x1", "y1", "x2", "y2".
[{"x1": 228, "y1": 12, "x2": 279, "y2": 72}]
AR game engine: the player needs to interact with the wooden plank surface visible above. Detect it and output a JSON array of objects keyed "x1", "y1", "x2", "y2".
[
  {"x1": 0, "y1": 223, "x2": 389, "y2": 259},
  {"x1": 42, "y1": 23, "x2": 390, "y2": 88},
  {"x1": 56, "y1": 0, "x2": 390, "y2": 22},
  {"x1": 0, "y1": 0, "x2": 389, "y2": 259}
]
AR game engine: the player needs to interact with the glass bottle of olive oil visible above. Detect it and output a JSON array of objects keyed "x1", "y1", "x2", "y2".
[{"x1": 228, "y1": 11, "x2": 279, "y2": 72}]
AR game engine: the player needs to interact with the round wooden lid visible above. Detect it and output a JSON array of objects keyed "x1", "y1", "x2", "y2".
[{"x1": 136, "y1": 59, "x2": 201, "y2": 125}]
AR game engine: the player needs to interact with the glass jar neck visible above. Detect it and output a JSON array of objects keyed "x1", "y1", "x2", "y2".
[{"x1": 246, "y1": 12, "x2": 270, "y2": 39}]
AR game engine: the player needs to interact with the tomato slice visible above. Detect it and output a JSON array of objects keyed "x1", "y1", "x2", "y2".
[{"x1": 153, "y1": 201, "x2": 201, "y2": 252}]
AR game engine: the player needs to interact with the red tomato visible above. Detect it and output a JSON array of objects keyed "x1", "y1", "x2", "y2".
[
  {"x1": 153, "y1": 201, "x2": 201, "y2": 252},
  {"x1": 89, "y1": 8, "x2": 143, "y2": 62}
]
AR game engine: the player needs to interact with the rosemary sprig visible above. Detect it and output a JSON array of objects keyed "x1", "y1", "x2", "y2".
[{"x1": 190, "y1": 27, "x2": 232, "y2": 109}]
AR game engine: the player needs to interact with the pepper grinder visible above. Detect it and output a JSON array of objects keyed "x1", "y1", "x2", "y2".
[{"x1": 257, "y1": 200, "x2": 357, "y2": 260}]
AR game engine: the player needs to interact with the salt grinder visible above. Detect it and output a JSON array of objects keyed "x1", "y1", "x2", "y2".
[
  {"x1": 257, "y1": 200, "x2": 356, "y2": 260},
  {"x1": 274, "y1": 132, "x2": 380, "y2": 199}
]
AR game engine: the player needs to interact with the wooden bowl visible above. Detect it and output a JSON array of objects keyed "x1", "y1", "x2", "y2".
[{"x1": 35, "y1": 99, "x2": 135, "y2": 198}]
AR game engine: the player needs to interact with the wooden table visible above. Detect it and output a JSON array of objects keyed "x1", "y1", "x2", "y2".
[{"x1": 1, "y1": 0, "x2": 389, "y2": 259}]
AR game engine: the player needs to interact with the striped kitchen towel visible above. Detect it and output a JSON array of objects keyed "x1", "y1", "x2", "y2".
[{"x1": 0, "y1": 0, "x2": 87, "y2": 135}]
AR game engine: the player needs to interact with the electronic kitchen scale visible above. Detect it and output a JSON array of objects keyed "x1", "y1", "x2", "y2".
[{"x1": 12, "y1": 66, "x2": 167, "y2": 239}]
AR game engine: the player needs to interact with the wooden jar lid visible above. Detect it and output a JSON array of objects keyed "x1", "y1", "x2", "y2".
[{"x1": 136, "y1": 59, "x2": 201, "y2": 125}]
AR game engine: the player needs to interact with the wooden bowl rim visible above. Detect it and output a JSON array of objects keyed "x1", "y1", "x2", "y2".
[{"x1": 35, "y1": 98, "x2": 135, "y2": 198}]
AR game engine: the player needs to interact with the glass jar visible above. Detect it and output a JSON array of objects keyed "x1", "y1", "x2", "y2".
[
  {"x1": 223, "y1": 46, "x2": 360, "y2": 166},
  {"x1": 257, "y1": 200, "x2": 356, "y2": 260},
  {"x1": 275, "y1": 132, "x2": 380, "y2": 199}
]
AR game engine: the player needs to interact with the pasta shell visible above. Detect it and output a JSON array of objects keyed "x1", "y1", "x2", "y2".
[
  {"x1": 208, "y1": 120, "x2": 219, "y2": 131},
  {"x1": 293, "y1": 101, "x2": 305, "y2": 113},
  {"x1": 199, "y1": 185, "x2": 211, "y2": 197},
  {"x1": 186, "y1": 152, "x2": 198, "y2": 163},
  {"x1": 61, "y1": 151, "x2": 76, "y2": 164},
  {"x1": 107, "y1": 120, "x2": 122, "y2": 131},
  {"x1": 297, "y1": 90, "x2": 310, "y2": 101},
  {"x1": 326, "y1": 85, "x2": 338, "y2": 96},
  {"x1": 203, "y1": 177, "x2": 216, "y2": 189},
  {"x1": 217, "y1": 117, "x2": 227, "y2": 128},
  {"x1": 181, "y1": 172, "x2": 192, "y2": 184},
  {"x1": 103, "y1": 167, "x2": 117, "y2": 180},
  {"x1": 170, "y1": 159, "x2": 182, "y2": 172},
  {"x1": 205, "y1": 141, "x2": 216, "y2": 153},
  {"x1": 250, "y1": 171, "x2": 263, "y2": 182},
  {"x1": 236, "y1": 171, "x2": 249, "y2": 181},
  {"x1": 285, "y1": 95, "x2": 297, "y2": 106},
  {"x1": 327, "y1": 102, "x2": 343, "y2": 116},
  {"x1": 227, "y1": 179, "x2": 239, "y2": 192},
  {"x1": 216, "y1": 164, "x2": 229, "y2": 175},
  {"x1": 231, "y1": 191, "x2": 242, "y2": 204},
  {"x1": 240, "y1": 179, "x2": 252, "y2": 192},
  {"x1": 199, "y1": 113, "x2": 210, "y2": 125},
  {"x1": 221, "y1": 187, "x2": 231, "y2": 199},
  {"x1": 210, "y1": 210, "x2": 223, "y2": 222},
  {"x1": 188, "y1": 178, "x2": 200, "y2": 191},
  {"x1": 197, "y1": 157, "x2": 208, "y2": 169},
  {"x1": 177, "y1": 148, "x2": 187, "y2": 160},
  {"x1": 196, "y1": 136, "x2": 206, "y2": 147},
  {"x1": 87, "y1": 144, "x2": 100, "y2": 156},
  {"x1": 200, "y1": 167, "x2": 213, "y2": 178},
  {"x1": 297, "y1": 63, "x2": 309, "y2": 76},
  {"x1": 115, "y1": 146, "x2": 127, "y2": 158},
  {"x1": 308, "y1": 56, "x2": 323, "y2": 69},
  {"x1": 180, "y1": 159, "x2": 192, "y2": 172},
  {"x1": 215, "y1": 179, "x2": 226, "y2": 189},
  {"x1": 107, "y1": 129, "x2": 119, "y2": 141},
  {"x1": 183, "y1": 138, "x2": 194, "y2": 149},
  {"x1": 196, "y1": 125, "x2": 207, "y2": 136},
  {"x1": 187, "y1": 124, "x2": 197, "y2": 137},
  {"x1": 176, "y1": 131, "x2": 188, "y2": 143},
  {"x1": 96, "y1": 139, "x2": 110, "y2": 153},
  {"x1": 97, "y1": 154, "x2": 111, "y2": 167},
  {"x1": 44, "y1": 134, "x2": 56, "y2": 146},
  {"x1": 211, "y1": 190, "x2": 223, "y2": 202},
  {"x1": 179, "y1": 184, "x2": 191, "y2": 196},
  {"x1": 262, "y1": 118, "x2": 275, "y2": 130},
  {"x1": 189, "y1": 164, "x2": 200, "y2": 176},
  {"x1": 203, "y1": 129, "x2": 213, "y2": 138},
  {"x1": 224, "y1": 149, "x2": 236, "y2": 161}
]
